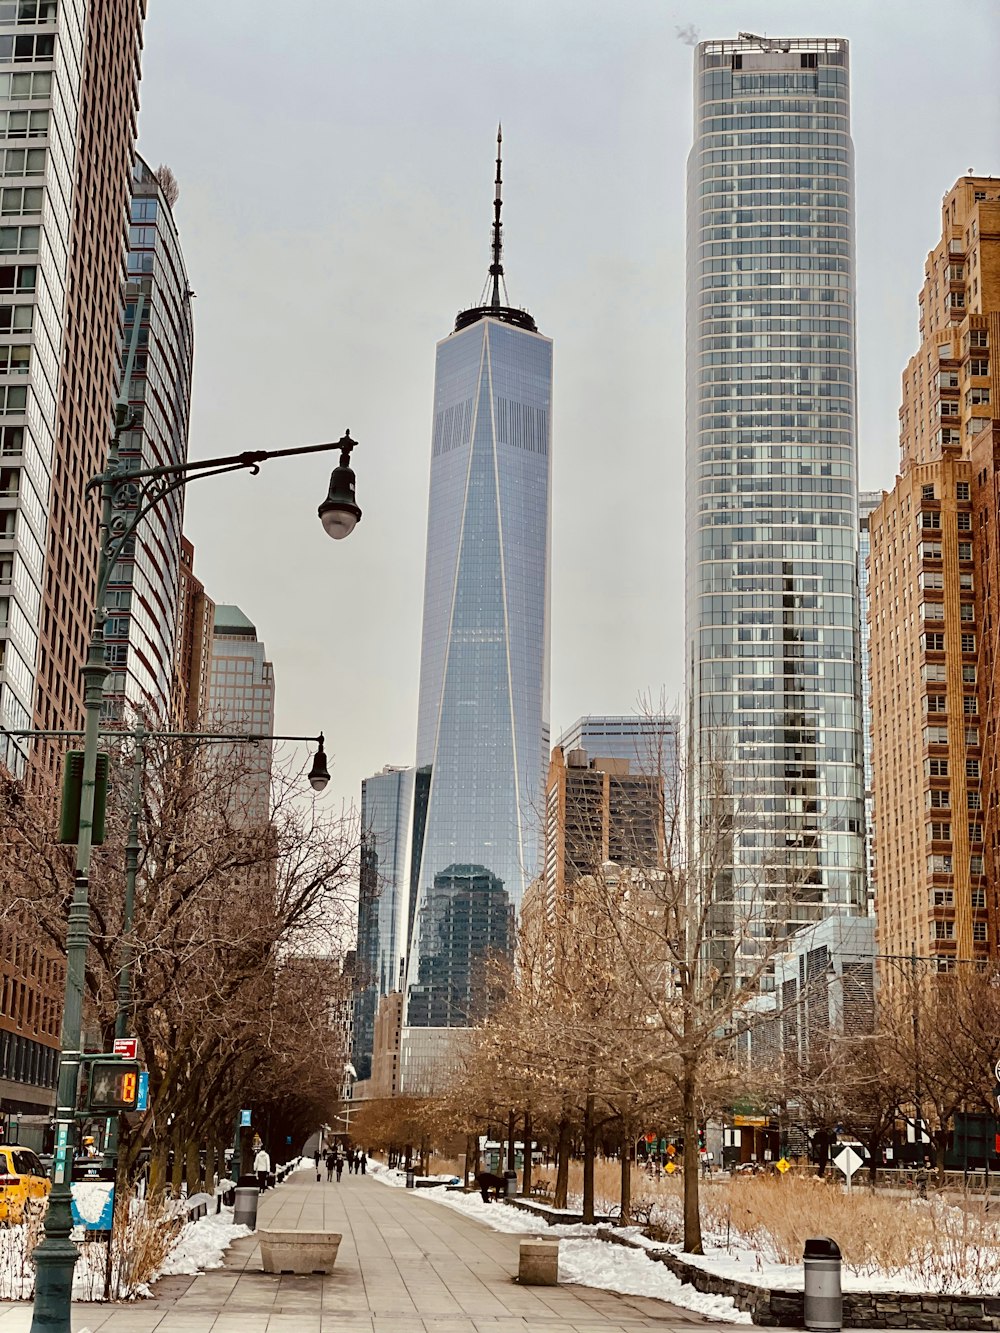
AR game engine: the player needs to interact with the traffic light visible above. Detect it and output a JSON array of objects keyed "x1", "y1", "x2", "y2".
[
  {"x1": 87, "y1": 1061, "x2": 141, "y2": 1113},
  {"x1": 698, "y1": 1125, "x2": 706, "y2": 1151}
]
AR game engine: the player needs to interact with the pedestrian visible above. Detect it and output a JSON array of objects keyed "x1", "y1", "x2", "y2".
[
  {"x1": 325, "y1": 1149, "x2": 336, "y2": 1182},
  {"x1": 347, "y1": 1149, "x2": 355, "y2": 1175},
  {"x1": 359, "y1": 1149, "x2": 367, "y2": 1175},
  {"x1": 315, "y1": 1147, "x2": 322, "y2": 1182},
  {"x1": 335, "y1": 1151, "x2": 345, "y2": 1183},
  {"x1": 254, "y1": 1145, "x2": 271, "y2": 1194}
]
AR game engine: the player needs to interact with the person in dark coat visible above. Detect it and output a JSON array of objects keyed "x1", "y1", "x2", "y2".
[
  {"x1": 359, "y1": 1150, "x2": 367, "y2": 1174},
  {"x1": 347, "y1": 1148, "x2": 355, "y2": 1175},
  {"x1": 335, "y1": 1151, "x2": 345, "y2": 1183},
  {"x1": 325, "y1": 1149, "x2": 337, "y2": 1183}
]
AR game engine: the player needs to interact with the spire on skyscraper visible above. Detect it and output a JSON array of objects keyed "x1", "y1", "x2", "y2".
[{"x1": 455, "y1": 125, "x2": 537, "y2": 333}]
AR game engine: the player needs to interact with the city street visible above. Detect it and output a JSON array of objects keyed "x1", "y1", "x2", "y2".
[{"x1": 0, "y1": 1167, "x2": 714, "y2": 1332}]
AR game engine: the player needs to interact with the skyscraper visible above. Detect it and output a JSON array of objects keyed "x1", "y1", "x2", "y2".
[
  {"x1": 0, "y1": 0, "x2": 147, "y2": 773},
  {"x1": 868, "y1": 177, "x2": 999, "y2": 971},
  {"x1": 685, "y1": 35, "x2": 866, "y2": 979},
  {"x1": 555, "y1": 714, "x2": 679, "y2": 783},
  {"x1": 102, "y1": 156, "x2": 194, "y2": 724},
  {"x1": 858, "y1": 490, "x2": 880, "y2": 913},
  {"x1": 208, "y1": 604, "x2": 275, "y2": 822},
  {"x1": 401, "y1": 132, "x2": 552, "y2": 1090}
]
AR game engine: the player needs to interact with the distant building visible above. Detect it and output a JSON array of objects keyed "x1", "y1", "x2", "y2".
[
  {"x1": 370, "y1": 991, "x2": 403, "y2": 1099},
  {"x1": 353, "y1": 765, "x2": 425, "y2": 1081},
  {"x1": 172, "y1": 537, "x2": 215, "y2": 728},
  {"x1": 101, "y1": 156, "x2": 194, "y2": 724},
  {"x1": 555, "y1": 715, "x2": 678, "y2": 782},
  {"x1": 868, "y1": 177, "x2": 1000, "y2": 972},
  {"x1": 402, "y1": 133, "x2": 552, "y2": 1085},
  {"x1": 858, "y1": 492, "x2": 880, "y2": 914},
  {"x1": 207, "y1": 604, "x2": 275, "y2": 821}
]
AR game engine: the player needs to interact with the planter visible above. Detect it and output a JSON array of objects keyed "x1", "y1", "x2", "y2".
[{"x1": 259, "y1": 1229, "x2": 342, "y2": 1275}]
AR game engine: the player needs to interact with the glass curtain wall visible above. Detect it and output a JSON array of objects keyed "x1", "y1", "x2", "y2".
[{"x1": 685, "y1": 36, "x2": 866, "y2": 982}]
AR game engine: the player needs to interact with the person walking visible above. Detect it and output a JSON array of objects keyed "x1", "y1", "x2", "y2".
[
  {"x1": 335, "y1": 1150, "x2": 345, "y2": 1183},
  {"x1": 325, "y1": 1148, "x2": 337, "y2": 1182},
  {"x1": 254, "y1": 1146, "x2": 271, "y2": 1193},
  {"x1": 358, "y1": 1149, "x2": 367, "y2": 1175},
  {"x1": 347, "y1": 1149, "x2": 355, "y2": 1175}
]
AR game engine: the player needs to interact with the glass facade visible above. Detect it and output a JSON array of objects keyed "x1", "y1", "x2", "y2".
[
  {"x1": 103, "y1": 156, "x2": 194, "y2": 724},
  {"x1": 556, "y1": 714, "x2": 679, "y2": 782},
  {"x1": 207, "y1": 604, "x2": 275, "y2": 823},
  {"x1": 0, "y1": 0, "x2": 84, "y2": 772},
  {"x1": 858, "y1": 490, "x2": 879, "y2": 913},
  {"x1": 405, "y1": 313, "x2": 552, "y2": 1031},
  {"x1": 353, "y1": 764, "x2": 418, "y2": 1081},
  {"x1": 685, "y1": 37, "x2": 866, "y2": 978}
]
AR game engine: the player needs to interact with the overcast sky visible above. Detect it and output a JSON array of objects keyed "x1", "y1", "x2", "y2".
[{"x1": 136, "y1": 0, "x2": 1000, "y2": 811}]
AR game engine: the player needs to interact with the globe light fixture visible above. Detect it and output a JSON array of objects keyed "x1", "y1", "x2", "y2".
[
  {"x1": 318, "y1": 431, "x2": 362, "y2": 540},
  {"x1": 307, "y1": 734, "x2": 331, "y2": 792}
]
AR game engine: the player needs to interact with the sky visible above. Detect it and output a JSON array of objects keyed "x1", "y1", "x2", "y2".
[{"x1": 136, "y1": 0, "x2": 1000, "y2": 812}]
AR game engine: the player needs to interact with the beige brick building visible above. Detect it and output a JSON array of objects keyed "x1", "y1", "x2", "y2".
[{"x1": 868, "y1": 176, "x2": 999, "y2": 971}]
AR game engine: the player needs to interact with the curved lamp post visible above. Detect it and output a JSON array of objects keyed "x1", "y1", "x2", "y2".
[{"x1": 29, "y1": 404, "x2": 360, "y2": 1332}]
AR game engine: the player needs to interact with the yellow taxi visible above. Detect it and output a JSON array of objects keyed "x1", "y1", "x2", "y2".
[{"x1": 0, "y1": 1145, "x2": 51, "y2": 1223}]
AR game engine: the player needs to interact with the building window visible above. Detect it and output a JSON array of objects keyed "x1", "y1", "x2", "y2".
[
  {"x1": 956, "y1": 481, "x2": 971, "y2": 499},
  {"x1": 968, "y1": 329, "x2": 989, "y2": 350},
  {"x1": 957, "y1": 512, "x2": 972, "y2": 531},
  {"x1": 965, "y1": 727, "x2": 979, "y2": 746},
  {"x1": 924, "y1": 725, "x2": 949, "y2": 744},
  {"x1": 927, "y1": 789, "x2": 949, "y2": 808},
  {"x1": 933, "y1": 889, "x2": 954, "y2": 905},
  {"x1": 968, "y1": 791, "x2": 981, "y2": 810},
  {"x1": 966, "y1": 758, "x2": 980, "y2": 778},
  {"x1": 939, "y1": 400, "x2": 959, "y2": 417},
  {"x1": 920, "y1": 511, "x2": 941, "y2": 530},
  {"x1": 923, "y1": 633, "x2": 945, "y2": 651},
  {"x1": 926, "y1": 694, "x2": 947, "y2": 713},
  {"x1": 934, "y1": 921, "x2": 955, "y2": 940},
  {"x1": 969, "y1": 360, "x2": 990, "y2": 376},
  {"x1": 963, "y1": 695, "x2": 978, "y2": 714},
  {"x1": 971, "y1": 855, "x2": 984, "y2": 875},
  {"x1": 973, "y1": 922, "x2": 988, "y2": 943},
  {"x1": 972, "y1": 887, "x2": 987, "y2": 908},
  {"x1": 961, "y1": 633, "x2": 976, "y2": 653},
  {"x1": 922, "y1": 484, "x2": 936, "y2": 501},
  {"x1": 927, "y1": 758, "x2": 949, "y2": 777},
  {"x1": 930, "y1": 822, "x2": 952, "y2": 842},
  {"x1": 958, "y1": 542, "x2": 973, "y2": 560},
  {"x1": 967, "y1": 388, "x2": 990, "y2": 406},
  {"x1": 960, "y1": 603, "x2": 975, "y2": 621}
]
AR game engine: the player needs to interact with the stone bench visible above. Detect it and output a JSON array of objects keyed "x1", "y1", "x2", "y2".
[
  {"x1": 259, "y1": 1229, "x2": 342, "y2": 1274},
  {"x1": 518, "y1": 1237, "x2": 558, "y2": 1285}
]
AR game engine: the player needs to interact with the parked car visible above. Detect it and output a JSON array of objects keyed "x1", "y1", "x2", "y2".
[{"x1": 0, "y1": 1146, "x2": 51, "y2": 1223}]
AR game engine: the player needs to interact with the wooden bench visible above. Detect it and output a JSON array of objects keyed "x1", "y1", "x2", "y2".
[{"x1": 530, "y1": 1182, "x2": 555, "y2": 1201}]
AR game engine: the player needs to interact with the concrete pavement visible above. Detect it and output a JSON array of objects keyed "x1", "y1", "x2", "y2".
[{"x1": 0, "y1": 1165, "x2": 715, "y2": 1332}]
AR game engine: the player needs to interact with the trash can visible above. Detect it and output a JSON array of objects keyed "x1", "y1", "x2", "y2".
[
  {"x1": 803, "y1": 1236, "x2": 842, "y2": 1331},
  {"x1": 503, "y1": 1169, "x2": 518, "y2": 1198},
  {"x1": 233, "y1": 1173, "x2": 259, "y2": 1230},
  {"x1": 405, "y1": 1168, "x2": 415, "y2": 1189}
]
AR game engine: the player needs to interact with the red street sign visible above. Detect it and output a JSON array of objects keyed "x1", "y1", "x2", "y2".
[{"x1": 113, "y1": 1038, "x2": 138, "y2": 1060}]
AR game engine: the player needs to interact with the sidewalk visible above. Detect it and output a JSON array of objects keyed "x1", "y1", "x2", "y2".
[{"x1": 0, "y1": 1166, "x2": 715, "y2": 1332}]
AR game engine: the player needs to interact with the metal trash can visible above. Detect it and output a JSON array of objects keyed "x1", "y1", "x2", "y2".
[
  {"x1": 504, "y1": 1169, "x2": 518, "y2": 1198},
  {"x1": 405, "y1": 1168, "x2": 415, "y2": 1189},
  {"x1": 803, "y1": 1236, "x2": 842, "y2": 1331},
  {"x1": 233, "y1": 1173, "x2": 259, "y2": 1230}
]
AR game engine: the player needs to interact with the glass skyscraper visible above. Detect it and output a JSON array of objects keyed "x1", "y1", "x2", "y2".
[
  {"x1": 858, "y1": 490, "x2": 880, "y2": 914},
  {"x1": 401, "y1": 136, "x2": 552, "y2": 1086},
  {"x1": 685, "y1": 36, "x2": 865, "y2": 979}
]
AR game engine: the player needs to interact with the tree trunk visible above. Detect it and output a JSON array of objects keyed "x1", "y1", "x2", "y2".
[
  {"x1": 170, "y1": 1129, "x2": 184, "y2": 1198},
  {"x1": 186, "y1": 1138, "x2": 202, "y2": 1196},
  {"x1": 555, "y1": 1115, "x2": 571, "y2": 1209},
  {"x1": 149, "y1": 1140, "x2": 168, "y2": 1198},
  {"x1": 522, "y1": 1111, "x2": 532, "y2": 1197},
  {"x1": 204, "y1": 1143, "x2": 217, "y2": 1195},
  {"x1": 507, "y1": 1107, "x2": 516, "y2": 1173},
  {"x1": 582, "y1": 1093, "x2": 596, "y2": 1225},
  {"x1": 619, "y1": 1118, "x2": 632, "y2": 1225},
  {"x1": 681, "y1": 1065, "x2": 703, "y2": 1253},
  {"x1": 463, "y1": 1134, "x2": 474, "y2": 1187}
]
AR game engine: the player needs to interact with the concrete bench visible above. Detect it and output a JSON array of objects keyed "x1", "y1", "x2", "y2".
[
  {"x1": 518, "y1": 1237, "x2": 558, "y2": 1285},
  {"x1": 259, "y1": 1229, "x2": 342, "y2": 1275}
]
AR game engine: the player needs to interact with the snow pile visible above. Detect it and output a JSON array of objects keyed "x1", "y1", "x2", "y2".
[{"x1": 156, "y1": 1204, "x2": 250, "y2": 1278}]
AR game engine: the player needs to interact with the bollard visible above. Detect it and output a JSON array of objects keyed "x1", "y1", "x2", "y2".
[
  {"x1": 804, "y1": 1236, "x2": 842, "y2": 1331},
  {"x1": 405, "y1": 1168, "x2": 415, "y2": 1189},
  {"x1": 233, "y1": 1173, "x2": 260, "y2": 1230},
  {"x1": 503, "y1": 1169, "x2": 518, "y2": 1198}
]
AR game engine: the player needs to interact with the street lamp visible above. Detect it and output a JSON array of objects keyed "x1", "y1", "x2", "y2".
[
  {"x1": 307, "y1": 734, "x2": 331, "y2": 792},
  {"x1": 29, "y1": 389, "x2": 361, "y2": 1331},
  {"x1": 318, "y1": 433, "x2": 362, "y2": 540}
]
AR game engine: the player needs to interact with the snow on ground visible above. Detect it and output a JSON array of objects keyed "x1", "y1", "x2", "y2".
[
  {"x1": 155, "y1": 1204, "x2": 250, "y2": 1278},
  {"x1": 370, "y1": 1167, "x2": 749, "y2": 1321}
]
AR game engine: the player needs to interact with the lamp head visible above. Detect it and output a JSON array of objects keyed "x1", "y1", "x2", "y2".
[
  {"x1": 307, "y1": 734, "x2": 330, "y2": 792},
  {"x1": 318, "y1": 431, "x2": 362, "y2": 540}
]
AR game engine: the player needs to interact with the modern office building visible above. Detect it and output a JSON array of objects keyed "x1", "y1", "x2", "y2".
[
  {"x1": 858, "y1": 491, "x2": 880, "y2": 913},
  {"x1": 353, "y1": 764, "x2": 420, "y2": 1082},
  {"x1": 685, "y1": 34, "x2": 866, "y2": 981},
  {"x1": 28, "y1": 0, "x2": 146, "y2": 767},
  {"x1": 207, "y1": 604, "x2": 275, "y2": 822},
  {"x1": 172, "y1": 535, "x2": 215, "y2": 728},
  {"x1": 102, "y1": 155, "x2": 194, "y2": 724},
  {"x1": 868, "y1": 177, "x2": 1000, "y2": 970},
  {"x1": 0, "y1": 0, "x2": 148, "y2": 770},
  {"x1": 401, "y1": 132, "x2": 552, "y2": 1086},
  {"x1": 555, "y1": 714, "x2": 679, "y2": 784}
]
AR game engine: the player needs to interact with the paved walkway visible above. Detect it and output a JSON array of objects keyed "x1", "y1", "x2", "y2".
[{"x1": 0, "y1": 1166, "x2": 714, "y2": 1332}]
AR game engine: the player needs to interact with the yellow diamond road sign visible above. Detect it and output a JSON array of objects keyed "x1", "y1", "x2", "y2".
[
  {"x1": 776, "y1": 1157, "x2": 790, "y2": 1174},
  {"x1": 664, "y1": 1161, "x2": 677, "y2": 1174}
]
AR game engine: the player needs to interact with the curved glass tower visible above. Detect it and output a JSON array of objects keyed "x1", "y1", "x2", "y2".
[
  {"x1": 402, "y1": 133, "x2": 552, "y2": 1087},
  {"x1": 685, "y1": 36, "x2": 865, "y2": 980}
]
